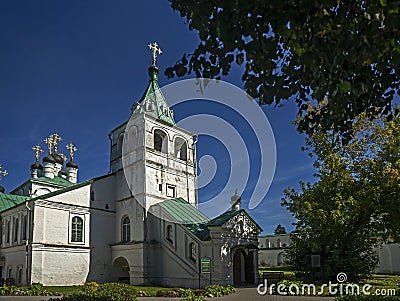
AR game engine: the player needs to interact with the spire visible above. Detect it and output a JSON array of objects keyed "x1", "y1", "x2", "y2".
[
  {"x1": 230, "y1": 189, "x2": 241, "y2": 211},
  {"x1": 131, "y1": 42, "x2": 175, "y2": 125}
]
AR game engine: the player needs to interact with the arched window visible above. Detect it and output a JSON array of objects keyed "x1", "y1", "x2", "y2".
[
  {"x1": 154, "y1": 129, "x2": 167, "y2": 153},
  {"x1": 166, "y1": 225, "x2": 173, "y2": 244},
  {"x1": 122, "y1": 216, "x2": 131, "y2": 243},
  {"x1": 174, "y1": 137, "x2": 187, "y2": 161},
  {"x1": 277, "y1": 239, "x2": 281, "y2": 248},
  {"x1": 265, "y1": 239, "x2": 270, "y2": 248},
  {"x1": 189, "y1": 242, "x2": 197, "y2": 262},
  {"x1": 71, "y1": 216, "x2": 83, "y2": 242},
  {"x1": 14, "y1": 218, "x2": 19, "y2": 242}
]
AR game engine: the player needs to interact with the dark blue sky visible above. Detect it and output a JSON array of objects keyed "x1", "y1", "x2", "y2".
[{"x1": 0, "y1": 0, "x2": 315, "y2": 234}]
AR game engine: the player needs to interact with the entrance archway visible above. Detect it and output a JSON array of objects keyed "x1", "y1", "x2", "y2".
[
  {"x1": 233, "y1": 249, "x2": 246, "y2": 285},
  {"x1": 245, "y1": 251, "x2": 255, "y2": 284},
  {"x1": 113, "y1": 257, "x2": 130, "y2": 283},
  {"x1": 277, "y1": 252, "x2": 285, "y2": 266}
]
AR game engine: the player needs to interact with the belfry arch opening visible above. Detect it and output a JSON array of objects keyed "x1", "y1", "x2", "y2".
[
  {"x1": 174, "y1": 137, "x2": 187, "y2": 161},
  {"x1": 154, "y1": 129, "x2": 168, "y2": 153}
]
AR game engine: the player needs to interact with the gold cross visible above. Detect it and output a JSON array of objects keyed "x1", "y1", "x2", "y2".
[
  {"x1": 32, "y1": 144, "x2": 44, "y2": 162},
  {"x1": 44, "y1": 135, "x2": 54, "y2": 154},
  {"x1": 148, "y1": 42, "x2": 162, "y2": 65},
  {"x1": 52, "y1": 133, "x2": 62, "y2": 153},
  {"x1": 66, "y1": 142, "x2": 77, "y2": 161},
  {"x1": 60, "y1": 153, "x2": 67, "y2": 162},
  {"x1": 0, "y1": 164, "x2": 8, "y2": 181}
]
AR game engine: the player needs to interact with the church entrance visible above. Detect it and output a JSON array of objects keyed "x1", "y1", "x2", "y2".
[
  {"x1": 113, "y1": 257, "x2": 130, "y2": 283},
  {"x1": 233, "y1": 248, "x2": 256, "y2": 285}
]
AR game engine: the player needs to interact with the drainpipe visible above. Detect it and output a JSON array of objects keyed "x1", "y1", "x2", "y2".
[
  {"x1": 25, "y1": 199, "x2": 32, "y2": 286},
  {"x1": 192, "y1": 135, "x2": 198, "y2": 207}
]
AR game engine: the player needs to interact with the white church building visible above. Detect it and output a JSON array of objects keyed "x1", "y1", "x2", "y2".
[{"x1": 0, "y1": 46, "x2": 262, "y2": 288}]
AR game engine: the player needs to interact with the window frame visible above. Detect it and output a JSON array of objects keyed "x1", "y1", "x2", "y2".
[
  {"x1": 166, "y1": 224, "x2": 173, "y2": 244},
  {"x1": 13, "y1": 217, "x2": 19, "y2": 243},
  {"x1": 189, "y1": 242, "x2": 197, "y2": 263},
  {"x1": 71, "y1": 216, "x2": 84, "y2": 243},
  {"x1": 121, "y1": 215, "x2": 131, "y2": 243},
  {"x1": 166, "y1": 184, "x2": 176, "y2": 198}
]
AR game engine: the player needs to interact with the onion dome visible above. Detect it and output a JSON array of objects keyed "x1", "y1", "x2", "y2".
[
  {"x1": 53, "y1": 153, "x2": 64, "y2": 165},
  {"x1": 0, "y1": 186, "x2": 4, "y2": 193},
  {"x1": 66, "y1": 160, "x2": 78, "y2": 169},
  {"x1": 43, "y1": 154, "x2": 56, "y2": 164},
  {"x1": 30, "y1": 162, "x2": 43, "y2": 170}
]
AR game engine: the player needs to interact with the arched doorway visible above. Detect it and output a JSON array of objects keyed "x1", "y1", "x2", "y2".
[
  {"x1": 245, "y1": 251, "x2": 255, "y2": 284},
  {"x1": 113, "y1": 257, "x2": 130, "y2": 283},
  {"x1": 277, "y1": 252, "x2": 285, "y2": 266},
  {"x1": 233, "y1": 249, "x2": 246, "y2": 285}
]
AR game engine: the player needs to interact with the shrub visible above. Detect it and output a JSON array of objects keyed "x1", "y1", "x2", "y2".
[
  {"x1": 204, "y1": 285, "x2": 236, "y2": 297},
  {"x1": 179, "y1": 289, "x2": 206, "y2": 301},
  {"x1": 275, "y1": 280, "x2": 304, "y2": 295},
  {"x1": 0, "y1": 284, "x2": 18, "y2": 295},
  {"x1": 24, "y1": 283, "x2": 53, "y2": 296},
  {"x1": 49, "y1": 282, "x2": 137, "y2": 301}
]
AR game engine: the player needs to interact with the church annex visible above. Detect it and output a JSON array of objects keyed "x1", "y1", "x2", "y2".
[{"x1": 0, "y1": 44, "x2": 262, "y2": 287}]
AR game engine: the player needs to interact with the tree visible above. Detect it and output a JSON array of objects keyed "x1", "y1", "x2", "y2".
[
  {"x1": 274, "y1": 224, "x2": 287, "y2": 235},
  {"x1": 281, "y1": 114, "x2": 400, "y2": 281},
  {"x1": 166, "y1": 0, "x2": 400, "y2": 141}
]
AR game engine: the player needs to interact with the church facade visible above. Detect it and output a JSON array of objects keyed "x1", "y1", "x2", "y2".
[{"x1": 0, "y1": 49, "x2": 261, "y2": 287}]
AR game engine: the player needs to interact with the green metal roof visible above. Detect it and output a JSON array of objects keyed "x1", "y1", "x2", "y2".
[
  {"x1": 0, "y1": 194, "x2": 28, "y2": 212},
  {"x1": 158, "y1": 198, "x2": 209, "y2": 224},
  {"x1": 207, "y1": 209, "x2": 242, "y2": 226},
  {"x1": 207, "y1": 209, "x2": 263, "y2": 231},
  {"x1": 184, "y1": 223, "x2": 210, "y2": 241},
  {"x1": 131, "y1": 66, "x2": 175, "y2": 125},
  {"x1": 32, "y1": 176, "x2": 75, "y2": 188}
]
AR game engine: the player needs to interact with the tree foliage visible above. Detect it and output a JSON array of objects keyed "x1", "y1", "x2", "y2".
[
  {"x1": 166, "y1": 0, "x2": 400, "y2": 140},
  {"x1": 282, "y1": 115, "x2": 400, "y2": 281},
  {"x1": 274, "y1": 224, "x2": 287, "y2": 235}
]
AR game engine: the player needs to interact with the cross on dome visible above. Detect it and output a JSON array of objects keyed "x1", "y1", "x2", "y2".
[
  {"x1": 32, "y1": 144, "x2": 44, "y2": 162},
  {"x1": 148, "y1": 42, "x2": 162, "y2": 66},
  {"x1": 66, "y1": 142, "x2": 78, "y2": 161}
]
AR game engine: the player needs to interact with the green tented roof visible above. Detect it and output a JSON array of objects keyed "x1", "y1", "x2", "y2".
[
  {"x1": 0, "y1": 194, "x2": 28, "y2": 212},
  {"x1": 158, "y1": 198, "x2": 209, "y2": 224},
  {"x1": 131, "y1": 66, "x2": 175, "y2": 125},
  {"x1": 32, "y1": 176, "x2": 75, "y2": 188}
]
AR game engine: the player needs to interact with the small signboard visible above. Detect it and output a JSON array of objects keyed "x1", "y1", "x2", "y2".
[{"x1": 200, "y1": 257, "x2": 211, "y2": 273}]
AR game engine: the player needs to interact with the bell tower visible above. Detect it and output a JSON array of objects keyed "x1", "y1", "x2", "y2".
[{"x1": 109, "y1": 43, "x2": 197, "y2": 211}]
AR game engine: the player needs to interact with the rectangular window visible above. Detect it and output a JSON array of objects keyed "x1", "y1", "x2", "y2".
[
  {"x1": 166, "y1": 184, "x2": 176, "y2": 198},
  {"x1": 13, "y1": 218, "x2": 19, "y2": 242},
  {"x1": 158, "y1": 184, "x2": 163, "y2": 192},
  {"x1": 6, "y1": 221, "x2": 10, "y2": 243},
  {"x1": 22, "y1": 215, "x2": 27, "y2": 241}
]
